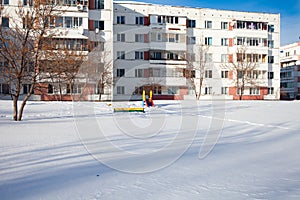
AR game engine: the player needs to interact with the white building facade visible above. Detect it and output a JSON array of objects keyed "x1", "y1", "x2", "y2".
[{"x1": 108, "y1": 1, "x2": 280, "y2": 100}]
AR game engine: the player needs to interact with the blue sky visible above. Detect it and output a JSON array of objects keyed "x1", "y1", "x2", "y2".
[{"x1": 118, "y1": 0, "x2": 300, "y2": 45}]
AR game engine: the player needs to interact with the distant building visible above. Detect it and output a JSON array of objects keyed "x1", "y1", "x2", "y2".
[{"x1": 280, "y1": 42, "x2": 300, "y2": 100}]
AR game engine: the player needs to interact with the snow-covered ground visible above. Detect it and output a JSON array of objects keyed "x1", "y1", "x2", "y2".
[{"x1": 0, "y1": 100, "x2": 300, "y2": 200}]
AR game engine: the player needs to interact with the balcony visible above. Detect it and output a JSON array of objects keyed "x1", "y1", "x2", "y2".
[
  {"x1": 149, "y1": 59, "x2": 187, "y2": 66},
  {"x1": 280, "y1": 55, "x2": 300, "y2": 63}
]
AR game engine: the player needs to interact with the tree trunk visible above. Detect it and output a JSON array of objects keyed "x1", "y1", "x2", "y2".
[
  {"x1": 17, "y1": 84, "x2": 34, "y2": 121},
  {"x1": 58, "y1": 81, "x2": 63, "y2": 101},
  {"x1": 13, "y1": 97, "x2": 18, "y2": 121},
  {"x1": 18, "y1": 99, "x2": 27, "y2": 121},
  {"x1": 13, "y1": 81, "x2": 21, "y2": 121},
  {"x1": 99, "y1": 93, "x2": 102, "y2": 101},
  {"x1": 197, "y1": 78, "x2": 203, "y2": 100}
]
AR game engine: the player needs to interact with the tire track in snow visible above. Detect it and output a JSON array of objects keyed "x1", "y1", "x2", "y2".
[{"x1": 198, "y1": 114, "x2": 296, "y2": 131}]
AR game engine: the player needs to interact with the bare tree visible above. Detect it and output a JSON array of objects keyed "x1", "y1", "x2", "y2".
[
  {"x1": 222, "y1": 46, "x2": 261, "y2": 100},
  {"x1": 186, "y1": 39, "x2": 210, "y2": 100},
  {"x1": 40, "y1": 47, "x2": 86, "y2": 101},
  {"x1": 0, "y1": 1, "x2": 64, "y2": 120},
  {"x1": 81, "y1": 45, "x2": 113, "y2": 101}
]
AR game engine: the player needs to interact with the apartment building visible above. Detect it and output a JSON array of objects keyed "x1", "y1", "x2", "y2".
[
  {"x1": 0, "y1": 0, "x2": 90, "y2": 100},
  {"x1": 109, "y1": 1, "x2": 280, "y2": 100},
  {"x1": 280, "y1": 42, "x2": 300, "y2": 100},
  {"x1": 87, "y1": 0, "x2": 114, "y2": 100},
  {"x1": 1, "y1": 0, "x2": 281, "y2": 101}
]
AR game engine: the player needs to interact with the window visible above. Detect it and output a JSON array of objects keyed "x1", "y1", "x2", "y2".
[
  {"x1": 117, "y1": 33, "x2": 125, "y2": 42},
  {"x1": 167, "y1": 52, "x2": 178, "y2": 60},
  {"x1": 249, "y1": 88, "x2": 260, "y2": 95},
  {"x1": 117, "y1": 86, "x2": 125, "y2": 94},
  {"x1": 237, "y1": 37, "x2": 245, "y2": 45},
  {"x1": 72, "y1": 84, "x2": 82, "y2": 94},
  {"x1": 169, "y1": 33, "x2": 180, "y2": 43},
  {"x1": 237, "y1": 71, "x2": 244, "y2": 79},
  {"x1": 205, "y1": 20, "x2": 212, "y2": 29},
  {"x1": 151, "y1": 68, "x2": 161, "y2": 77},
  {"x1": 268, "y1": 40, "x2": 274, "y2": 48},
  {"x1": 268, "y1": 56, "x2": 274, "y2": 64},
  {"x1": 73, "y1": 17, "x2": 83, "y2": 28},
  {"x1": 221, "y1": 22, "x2": 228, "y2": 29},
  {"x1": 205, "y1": 53, "x2": 213, "y2": 63},
  {"x1": 135, "y1": 34, "x2": 144, "y2": 42},
  {"x1": 268, "y1": 71, "x2": 274, "y2": 79},
  {"x1": 136, "y1": 17, "x2": 144, "y2": 25},
  {"x1": 221, "y1": 54, "x2": 229, "y2": 63},
  {"x1": 64, "y1": 17, "x2": 72, "y2": 28},
  {"x1": 205, "y1": 87, "x2": 212, "y2": 95},
  {"x1": 285, "y1": 52, "x2": 290, "y2": 57},
  {"x1": 93, "y1": 41, "x2": 104, "y2": 51},
  {"x1": 157, "y1": 16, "x2": 179, "y2": 24},
  {"x1": 157, "y1": 33, "x2": 162, "y2": 41},
  {"x1": 135, "y1": 69, "x2": 144, "y2": 77},
  {"x1": 191, "y1": 70, "x2": 196, "y2": 78},
  {"x1": 205, "y1": 37, "x2": 212, "y2": 45},
  {"x1": 168, "y1": 86, "x2": 179, "y2": 95},
  {"x1": 187, "y1": 20, "x2": 196, "y2": 28},
  {"x1": 262, "y1": 38, "x2": 268, "y2": 47},
  {"x1": 55, "y1": 17, "x2": 63, "y2": 27},
  {"x1": 117, "y1": 16, "x2": 125, "y2": 24},
  {"x1": 95, "y1": 0, "x2": 104, "y2": 9},
  {"x1": 268, "y1": 24, "x2": 274, "y2": 32},
  {"x1": 184, "y1": 69, "x2": 196, "y2": 78},
  {"x1": 268, "y1": 87, "x2": 274, "y2": 95},
  {"x1": 0, "y1": 83, "x2": 9, "y2": 94},
  {"x1": 150, "y1": 52, "x2": 162, "y2": 60},
  {"x1": 186, "y1": 53, "x2": 195, "y2": 62},
  {"x1": 135, "y1": 51, "x2": 144, "y2": 60},
  {"x1": 221, "y1": 71, "x2": 229, "y2": 78},
  {"x1": 188, "y1": 37, "x2": 196, "y2": 44},
  {"x1": 23, "y1": 84, "x2": 31, "y2": 94},
  {"x1": 236, "y1": 20, "x2": 267, "y2": 30},
  {"x1": 221, "y1": 38, "x2": 228, "y2": 46},
  {"x1": 2, "y1": 0, "x2": 9, "y2": 4},
  {"x1": 205, "y1": 70, "x2": 212, "y2": 78},
  {"x1": 117, "y1": 69, "x2": 125, "y2": 77},
  {"x1": 94, "y1": 20, "x2": 104, "y2": 30},
  {"x1": 221, "y1": 87, "x2": 228, "y2": 95},
  {"x1": 237, "y1": 88, "x2": 242, "y2": 95},
  {"x1": 1, "y1": 17, "x2": 9, "y2": 28},
  {"x1": 245, "y1": 37, "x2": 259, "y2": 46},
  {"x1": 48, "y1": 84, "x2": 53, "y2": 94},
  {"x1": 117, "y1": 51, "x2": 125, "y2": 59},
  {"x1": 0, "y1": 60, "x2": 6, "y2": 70}
]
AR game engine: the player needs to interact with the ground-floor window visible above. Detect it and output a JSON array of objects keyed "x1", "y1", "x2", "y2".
[
  {"x1": 236, "y1": 88, "x2": 242, "y2": 95},
  {"x1": 249, "y1": 88, "x2": 260, "y2": 95},
  {"x1": 168, "y1": 86, "x2": 179, "y2": 95},
  {"x1": 268, "y1": 87, "x2": 274, "y2": 95},
  {"x1": 117, "y1": 86, "x2": 125, "y2": 94},
  {"x1": 72, "y1": 84, "x2": 82, "y2": 94},
  {"x1": 0, "y1": 83, "x2": 9, "y2": 94},
  {"x1": 221, "y1": 87, "x2": 228, "y2": 95},
  {"x1": 23, "y1": 84, "x2": 31, "y2": 94},
  {"x1": 205, "y1": 87, "x2": 212, "y2": 95}
]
